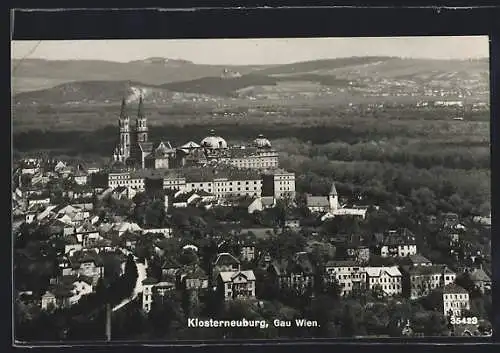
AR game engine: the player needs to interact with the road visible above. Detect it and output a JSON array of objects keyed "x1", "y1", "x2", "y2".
[{"x1": 112, "y1": 257, "x2": 147, "y2": 312}]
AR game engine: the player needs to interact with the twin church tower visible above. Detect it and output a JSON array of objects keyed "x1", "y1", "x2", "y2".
[{"x1": 113, "y1": 96, "x2": 153, "y2": 167}]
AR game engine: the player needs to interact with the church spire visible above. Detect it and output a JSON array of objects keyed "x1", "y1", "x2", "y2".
[
  {"x1": 137, "y1": 94, "x2": 144, "y2": 119},
  {"x1": 329, "y1": 181, "x2": 338, "y2": 196},
  {"x1": 119, "y1": 97, "x2": 127, "y2": 119}
]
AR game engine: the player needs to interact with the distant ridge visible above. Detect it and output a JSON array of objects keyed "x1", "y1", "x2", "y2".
[{"x1": 12, "y1": 56, "x2": 489, "y2": 103}]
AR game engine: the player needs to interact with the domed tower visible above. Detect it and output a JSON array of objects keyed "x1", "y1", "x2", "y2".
[
  {"x1": 135, "y1": 95, "x2": 148, "y2": 143},
  {"x1": 253, "y1": 134, "x2": 272, "y2": 148},
  {"x1": 200, "y1": 129, "x2": 228, "y2": 149}
]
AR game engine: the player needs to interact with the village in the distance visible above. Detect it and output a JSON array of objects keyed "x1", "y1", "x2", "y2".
[{"x1": 13, "y1": 95, "x2": 493, "y2": 341}]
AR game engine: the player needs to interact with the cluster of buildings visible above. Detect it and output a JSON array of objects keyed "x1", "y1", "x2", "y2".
[
  {"x1": 13, "y1": 98, "x2": 492, "y2": 338},
  {"x1": 112, "y1": 97, "x2": 279, "y2": 170}
]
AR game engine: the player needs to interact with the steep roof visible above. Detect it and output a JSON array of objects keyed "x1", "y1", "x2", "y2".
[
  {"x1": 406, "y1": 264, "x2": 453, "y2": 276},
  {"x1": 470, "y1": 268, "x2": 491, "y2": 282},
  {"x1": 142, "y1": 277, "x2": 159, "y2": 285},
  {"x1": 180, "y1": 264, "x2": 208, "y2": 280},
  {"x1": 219, "y1": 270, "x2": 256, "y2": 283},
  {"x1": 181, "y1": 141, "x2": 201, "y2": 149},
  {"x1": 408, "y1": 254, "x2": 432, "y2": 265},
  {"x1": 443, "y1": 283, "x2": 468, "y2": 294},
  {"x1": 364, "y1": 266, "x2": 402, "y2": 278},
  {"x1": 214, "y1": 252, "x2": 240, "y2": 266},
  {"x1": 329, "y1": 182, "x2": 338, "y2": 196},
  {"x1": 306, "y1": 195, "x2": 329, "y2": 208}
]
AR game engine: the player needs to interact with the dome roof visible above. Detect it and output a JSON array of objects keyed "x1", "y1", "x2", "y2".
[
  {"x1": 253, "y1": 134, "x2": 272, "y2": 148},
  {"x1": 200, "y1": 130, "x2": 227, "y2": 149}
]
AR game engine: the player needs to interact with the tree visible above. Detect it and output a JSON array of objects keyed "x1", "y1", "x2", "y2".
[
  {"x1": 123, "y1": 255, "x2": 138, "y2": 295},
  {"x1": 179, "y1": 249, "x2": 199, "y2": 266}
]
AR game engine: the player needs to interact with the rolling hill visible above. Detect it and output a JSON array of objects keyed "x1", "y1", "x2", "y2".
[
  {"x1": 12, "y1": 56, "x2": 490, "y2": 105},
  {"x1": 11, "y1": 57, "x2": 274, "y2": 92}
]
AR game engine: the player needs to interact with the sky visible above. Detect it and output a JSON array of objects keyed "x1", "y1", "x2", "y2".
[{"x1": 11, "y1": 36, "x2": 489, "y2": 65}]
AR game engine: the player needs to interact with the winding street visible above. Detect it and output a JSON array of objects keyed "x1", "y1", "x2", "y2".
[{"x1": 112, "y1": 257, "x2": 147, "y2": 312}]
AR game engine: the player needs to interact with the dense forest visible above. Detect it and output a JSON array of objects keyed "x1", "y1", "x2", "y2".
[{"x1": 13, "y1": 106, "x2": 491, "y2": 217}]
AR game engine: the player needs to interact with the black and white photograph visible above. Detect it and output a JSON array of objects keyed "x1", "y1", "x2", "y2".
[{"x1": 12, "y1": 36, "x2": 492, "y2": 342}]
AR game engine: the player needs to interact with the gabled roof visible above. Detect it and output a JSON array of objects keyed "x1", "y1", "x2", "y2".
[
  {"x1": 214, "y1": 252, "x2": 240, "y2": 267},
  {"x1": 181, "y1": 141, "x2": 201, "y2": 149},
  {"x1": 219, "y1": 270, "x2": 256, "y2": 283},
  {"x1": 306, "y1": 195, "x2": 329, "y2": 208},
  {"x1": 470, "y1": 268, "x2": 491, "y2": 282},
  {"x1": 408, "y1": 254, "x2": 432, "y2": 265},
  {"x1": 142, "y1": 277, "x2": 159, "y2": 285},
  {"x1": 405, "y1": 264, "x2": 453, "y2": 276},
  {"x1": 443, "y1": 283, "x2": 468, "y2": 294},
  {"x1": 364, "y1": 266, "x2": 402, "y2": 278},
  {"x1": 271, "y1": 253, "x2": 314, "y2": 276}
]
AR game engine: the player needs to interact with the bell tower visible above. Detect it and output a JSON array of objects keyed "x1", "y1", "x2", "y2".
[
  {"x1": 135, "y1": 95, "x2": 148, "y2": 143},
  {"x1": 118, "y1": 97, "x2": 130, "y2": 159},
  {"x1": 328, "y1": 181, "x2": 339, "y2": 212}
]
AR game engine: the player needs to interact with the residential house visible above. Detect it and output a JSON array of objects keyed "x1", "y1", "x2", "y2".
[
  {"x1": 469, "y1": 268, "x2": 491, "y2": 293},
  {"x1": 217, "y1": 270, "x2": 256, "y2": 300},
  {"x1": 74, "y1": 172, "x2": 88, "y2": 186},
  {"x1": 52, "y1": 275, "x2": 94, "y2": 305},
  {"x1": 472, "y1": 214, "x2": 491, "y2": 227},
  {"x1": 40, "y1": 274, "x2": 93, "y2": 311},
  {"x1": 172, "y1": 190, "x2": 201, "y2": 208},
  {"x1": 142, "y1": 227, "x2": 173, "y2": 238},
  {"x1": 141, "y1": 278, "x2": 176, "y2": 312},
  {"x1": 324, "y1": 260, "x2": 366, "y2": 297},
  {"x1": 161, "y1": 257, "x2": 182, "y2": 280},
  {"x1": 268, "y1": 252, "x2": 315, "y2": 295},
  {"x1": 41, "y1": 289, "x2": 72, "y2": 311},
  {"x1": 178, "y1": 265, "x2": 209, "y2": 290},
  {"x1": 364, "y1": 266, "x2": 403, "y2": 297},
  {"x1": 442, "y1": 212, "x2": 460, "y2": 228},
  {"x1": 110, "y1": 222, "x2": 142, "y2": 237},
  {"x1": 64, "y1": 235, "x2": 83, "y2": 255},
  {"x1": 75, "y1": 222, "x2": 102, "y2": 247},
  {"x1": 49, "y1": 219, "x2": 75, "y2": 237},
  {"x1": 255, "y1": 250, "x2": 273, "y2": 271},
  {"x1": 27, "y1": 195, "x2": 51, "y2": 208},
  {"x1": 401, "y1": 264, "x2": 456, "y2": 299},
  {"x1": 240, "y1": 240, "x2": 256, "y2": 262},
  {"x1": 442, "y1": 283, "x2": 470, "y2": 318},
  {"x1": 64, "y1": 251, "x2": 104, "y2": 285},
  {"x1": 332, "y1": 234, "x2": 370, "y2": 264},
  {"x1": 111, "y1": 186, "x2": 137, "y2": 200},
  {"x1": 62, "y1": 187, "x2": 94, "y2": 201},
  {"x1": 121, "y1": 231, "x2": 140, "y2": 250},
  {"x1": 374, "y1": 229, "x2": 417, "y2": 258},
  {"x1": 213, "y1": 252, "x2": 241, "y2": 280},
  {"x1": 405, "y1": 254, "x2": 433, "y2": 267}
]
